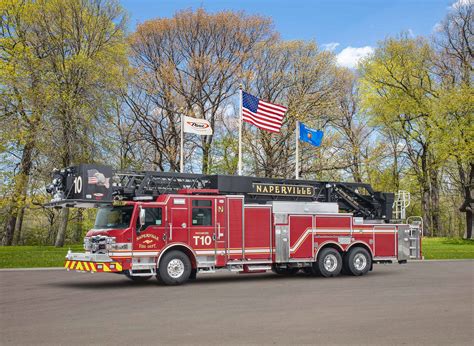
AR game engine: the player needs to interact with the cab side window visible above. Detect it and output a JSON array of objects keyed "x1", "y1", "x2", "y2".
[
  {"x1": 137, "y1": 208, "x2": 162, "y2": 230},
  {"x1": 192, "y1": 200, "x2": 212, "y2": 226}
]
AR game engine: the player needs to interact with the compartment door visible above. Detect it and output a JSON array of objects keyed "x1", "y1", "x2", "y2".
[
  {"x1": 374, "y1": 225, "x2": 397, "y2": 257},
  {"x1": 289, "y1": 215, "x2": 313, "y2": 259},
  {"x1": 227, "y1": 197, "x2": 244, "y2": 261},
  {"x1": 244, "y1": 206, "x2": 272, "y2": 260}
]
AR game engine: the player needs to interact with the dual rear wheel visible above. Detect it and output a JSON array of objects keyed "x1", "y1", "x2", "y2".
[
  {"x1": 343, "y1": 247, "x2": 371, "y2": 276},
  {"x1": 313, "y1": 247, "x2": 371, "y2": 277}
]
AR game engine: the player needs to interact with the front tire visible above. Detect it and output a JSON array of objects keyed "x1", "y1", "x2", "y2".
[
  {"x1": 313, "y1": 248, "x2": 342, "y2": 277},
  {"x1": 344, "y1": 247, "x2": 371, "y2": 276},
  {"x1": 158, "y1": 250, "x2": 192, "y2": 285}
]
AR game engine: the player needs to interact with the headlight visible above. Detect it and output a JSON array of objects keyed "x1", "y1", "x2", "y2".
[
  {"x1": 84, "y1": 236, "x2": 116, "y2": 253},
  {"x1": 109, "y1": 243, "x2": 130, "y2": 250}
]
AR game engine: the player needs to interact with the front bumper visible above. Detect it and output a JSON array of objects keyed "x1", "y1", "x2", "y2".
[{"x1": 64, "y1": 252, "x2": 123, "y2": 273}]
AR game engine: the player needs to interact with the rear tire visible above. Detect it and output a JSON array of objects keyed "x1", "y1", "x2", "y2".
[
  {"x1": 313, "y1": 248, "x2": 342, "y2": 277},
  {"x1": 344, "y1": 247, "x2": 371, "y2": 276},
  {"x1": 158, "y1": 250, "x2": 192, "y2": 285}
]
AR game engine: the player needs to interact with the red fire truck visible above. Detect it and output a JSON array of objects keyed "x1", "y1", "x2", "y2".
[{"x1": 46, "y1": 164, "x2": 422, "y2": 285}]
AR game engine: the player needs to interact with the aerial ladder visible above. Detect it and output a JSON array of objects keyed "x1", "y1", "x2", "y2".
[{"x1": 47, "y1": 164, "x2": 395, "y2": 222}]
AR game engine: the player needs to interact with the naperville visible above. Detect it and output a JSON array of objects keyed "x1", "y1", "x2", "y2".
[{"x1": 252, "y1": 183, "x2": 314, "y2": 196}]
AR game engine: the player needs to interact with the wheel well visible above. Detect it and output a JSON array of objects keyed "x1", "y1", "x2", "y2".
[
  {"x1": 158, "y1": 245, "x2": 197, "y2": 269},
  {"x1": 345, "y1": 242, "x2": 373, "y2": 259},
  {"x1": 316, "y1": 242, "x2": 344, "y2": 259}
]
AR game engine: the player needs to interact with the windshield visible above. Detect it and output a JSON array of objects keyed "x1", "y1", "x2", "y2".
[{"x1": 93, "y1": 206, "x2": 134, "y2": 230}]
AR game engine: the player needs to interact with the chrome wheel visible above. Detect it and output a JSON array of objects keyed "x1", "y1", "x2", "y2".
[
  {"x1": 167, "y1": 259, "x2": 185, "y2": 278},
  {"x1": 323, "y1": 254, "x2": 338, "y2": 272},
  {"x1": 353, "y1": 253, "x2": 367, "y2": 271}
]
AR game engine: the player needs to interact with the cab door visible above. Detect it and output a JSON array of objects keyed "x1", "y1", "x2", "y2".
[
  {"x1": 133, "y1": 204, "x2": 166, "y2": 253},
  {"x1": 189, "y1": 198, "x2": 218, "y2": 264}
]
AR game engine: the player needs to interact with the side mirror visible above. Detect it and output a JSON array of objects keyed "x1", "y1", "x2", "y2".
[
  {"x1": 137, "y1": 206, "x2": 145, "y2": 234},
  {"x1": 139, "y1": 207, "x2": 146, "y2": 227}
]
